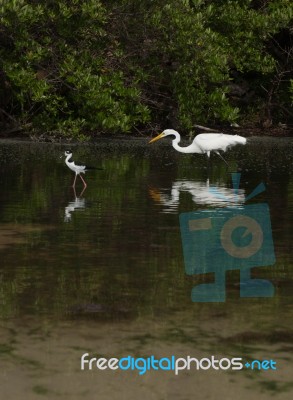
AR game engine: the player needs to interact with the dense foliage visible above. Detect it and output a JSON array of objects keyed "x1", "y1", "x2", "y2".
[{"x1": 0, "y1": 0, "x2": 292, "y2": 137}]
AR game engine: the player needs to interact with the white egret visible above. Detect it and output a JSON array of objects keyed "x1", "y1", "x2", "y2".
[{"x1": 149, "y1": 129, "x2": 247, "y2": 165}]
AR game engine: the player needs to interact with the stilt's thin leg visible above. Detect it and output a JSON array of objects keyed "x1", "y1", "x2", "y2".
[
  {"x1": 79, "y1": 186, "x2": 86, "y2": 197},
  {"x1": 79, "y1": 174, "x2": 87, "y2": 188},
  {"x1": 72, "y1": 174, "x2": 77, "y2": 187},
  {"x1": 215, "y1": 151, "x2": 230, "y2": 167}
]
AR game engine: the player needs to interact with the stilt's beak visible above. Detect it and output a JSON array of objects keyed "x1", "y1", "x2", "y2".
[{"x1": 149, "y1": 132, "x2": 165, "y2": 144}]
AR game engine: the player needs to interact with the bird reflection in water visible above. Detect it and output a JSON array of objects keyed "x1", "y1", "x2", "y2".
[
  {"x1": 64, "y1": 186, "x2": 86, "y2": 222},
  {"x1": 149, "y1": 179, "x2": 245, "y2": 213}
]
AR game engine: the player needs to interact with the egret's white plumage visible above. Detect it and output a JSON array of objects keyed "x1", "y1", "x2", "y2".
[{"x1": 149, "y1": 129, "x2": 246, "y2": 163}]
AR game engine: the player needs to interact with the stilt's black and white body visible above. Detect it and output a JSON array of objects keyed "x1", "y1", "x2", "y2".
[
  {"x1": 149, "y1": 129, "x2": 247, "y2": 166},
  {"x1": 64, "y1": 150, "x2": 89, "y2": 188}
]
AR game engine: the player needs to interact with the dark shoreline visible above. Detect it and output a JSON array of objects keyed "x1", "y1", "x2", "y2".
[{"x1": 0, "y1": 125, "x2": 292, "y2": 143}]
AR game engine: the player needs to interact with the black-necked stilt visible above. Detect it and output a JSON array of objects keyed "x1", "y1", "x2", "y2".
[{"x1": 64, "y1": 150, "x2": 99, "y2": 188}]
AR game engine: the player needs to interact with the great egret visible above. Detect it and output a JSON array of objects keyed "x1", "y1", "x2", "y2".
[{"x1": 149, "y1": 129, "x2": 247, "y2": 165}]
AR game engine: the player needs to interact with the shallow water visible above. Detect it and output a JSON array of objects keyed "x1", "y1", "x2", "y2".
[{"x1": 0, "y1": 136, "x2": 292, "y2": 399}]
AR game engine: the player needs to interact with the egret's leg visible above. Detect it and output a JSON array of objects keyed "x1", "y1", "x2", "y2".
[
  {"x1": 72, "y1": 174, "x2": 77, "y2": 187},
  {"x1": 206, "y1": 151, "x2": 211, "y2": 173},
  {"x1": 79, "y1": 174, "x2": 87, "y2": 188},
  {"x1": 215, "y1": 151, "x2": 230, "y2": 167}
]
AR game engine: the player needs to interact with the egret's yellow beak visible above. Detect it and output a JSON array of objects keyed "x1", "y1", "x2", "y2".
[
  {"x1": 149, "y1": 132, "x2": 164, "y2": 144},
  {"x1": 149, "y1": 187, "x2": 161, "y2": 202}
]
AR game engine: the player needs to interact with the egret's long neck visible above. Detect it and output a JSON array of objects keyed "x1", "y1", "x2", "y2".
[{"x1": 171, "y1": 133, "x2": 202, "y2": 154}]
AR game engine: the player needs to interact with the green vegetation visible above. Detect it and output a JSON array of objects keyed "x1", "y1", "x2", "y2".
[{"x1": 0, "y1": 0, "x2": 292, "y2": 138}]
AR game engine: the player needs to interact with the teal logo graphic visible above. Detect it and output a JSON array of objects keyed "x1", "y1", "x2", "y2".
[{"x1": 179, "y1": 173, "x2": 275, "y2": 302}]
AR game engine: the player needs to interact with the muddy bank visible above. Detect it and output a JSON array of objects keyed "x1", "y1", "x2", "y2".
[{"x1": 0, "y1": 124, "x2": 292, "y2": 143}]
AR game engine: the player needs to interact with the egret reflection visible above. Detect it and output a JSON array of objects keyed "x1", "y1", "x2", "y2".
[{"x1": 149, "y1": 179, "x2": 245, "y2": 213}]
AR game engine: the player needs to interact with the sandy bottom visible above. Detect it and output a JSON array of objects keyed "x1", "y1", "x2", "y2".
[{"x1": 0, "y1": 312, "x2": 292, "y2": 400}]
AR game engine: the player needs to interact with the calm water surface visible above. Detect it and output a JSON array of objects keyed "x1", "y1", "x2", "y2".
[{"x1": 0, "y1": 137, "x2": 292, "y2": 399}]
